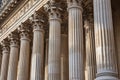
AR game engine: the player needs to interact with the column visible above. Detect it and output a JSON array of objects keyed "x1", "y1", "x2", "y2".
[
  {"x1": 61, "y1": 34, "x2": 69, "y2": 80},
  {"x1": 44, "y1": 1, "x2": 61, "y2": 80},
  {"x1": 17, "y1": 24, "x2": 31, "y2": 80},
  {"x1": 44, "y1": 38, "x2": 49, "y2": 80},
  {"x1": 0, "y1": 40, "x2": 10, "y2": 80},
  {"x1": 30, "y1": 13, "x2": 45, "y2": 80},
  {"x1": 0, "y1": 47, "x2": 2, "y2": 76},
  {"x1": 7, "y1": 33, "x2": 19, "y2": 80},
  {"x1": 85, "y1": 20, "x2": 96, "y2": 80},
  {"x1": 94, "y1": 0, "x2": 119, "y2": 79},
  {"x1": 67, "y1": 0, "x2": 84, "y2": 80}
]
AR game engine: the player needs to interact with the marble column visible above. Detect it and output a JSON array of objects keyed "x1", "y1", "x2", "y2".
[
  {"x1": 17, "y1": 24, "x2": 31, "y2": 80},
  {"x1": 44, "y1": 39, "x2": 49, "y2": 80},
  {"x1": 44, "y1": 1, "x2": 61, "y2": 80},
  {"x1": 7, "y1": 33, "x2": 19, "y2": 80},
  {"x1": 30, "y1": 13, "x2": 45, "y2": 80},
  {"x1": 61, "y1": 34, "x2": 69, "y2": 80},
  {"x1": 94, "y1": 0, "x2": 119, "y2": 79},
  {"x1": 67, "y1": 0, "x2": 85, "y2": 80},
  {"x1": 0, "y1": 40, "x2": 10, "y2": 80},
  {"x1": 85, "y1": 20, "x2": 96, "y2": 80}
]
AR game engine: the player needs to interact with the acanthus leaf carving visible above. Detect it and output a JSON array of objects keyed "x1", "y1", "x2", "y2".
[
  {"x1": 44, "y1": 0, "x2": 62, "y2": 20},
  {"x1": 18, "y1": 23, "x2": 31, "y2": 40},
  {"x1": 0, "y1": 39, "x2": 10, "y2": 54},
  {"x1": 8, "y1": 32, "x2": 19, "y2": 47}
]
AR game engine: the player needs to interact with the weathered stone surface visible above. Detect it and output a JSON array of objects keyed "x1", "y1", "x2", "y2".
[
  {"x1": 44, "y1": 1, "x2": 62, "y2": 80},
  {"x1": 94, "y1": 0, "x2": 119, "y2": 79},
  {"x1": 0, "y1": 40, "x2": 10, "y2": 80},
  {"x1": 7, "y1": 33, "x2": 19, "y2": 80},
  {"x1": 67, "y1": 0, "x2": 85, "y2": 80},
  {"x1": 30, "y1": 13, "x2": 45, "y2": 80},
  {"x1": 17, "y1": 24, "x2": 31, "y2": 80}
]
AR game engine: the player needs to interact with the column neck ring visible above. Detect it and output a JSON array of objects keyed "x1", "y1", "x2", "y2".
[{"x1": 67, "y1": 5, "x2": 83, "y2": 12}]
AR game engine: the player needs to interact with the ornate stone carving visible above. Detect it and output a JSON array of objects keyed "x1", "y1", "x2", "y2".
[
  {"x1": 44, "y1": 0, "x2": 62, "y2": 20},
  {"x1": 1, "y1": 39, "x2": 9, "y2": 54},
  {"x1": 8, "y1": 32, "x2": 19, "y2": 47},
  {"x1": 18, "y1": 23, "x2": 30, "y2": 40},
  {"x1": 30, "y1": 12, "x2": 45, "y2": 32}
]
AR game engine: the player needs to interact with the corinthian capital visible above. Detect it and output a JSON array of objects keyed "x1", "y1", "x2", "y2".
[
  {"x1": 44, "y1": 0, "x2": 62, "y2": 19},
  {"x1": 1, "y1": 39, "x2": 10, "y2": 54},
  {"x1": 18, "y1": 23, "x2": 31, "y2": 40},
  {"x1": 30, "y1": 12, "x2": 45, "y2": 32},
  {"x1": 8, "y1": 32, "x2": 19, "y2": 47}
]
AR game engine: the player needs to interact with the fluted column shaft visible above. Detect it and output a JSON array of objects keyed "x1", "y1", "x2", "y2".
[
  {"x1": 17, "y1": 26, "x2": 30, "y2": 80},
  {"x1": 45, "y1": 2, "x2": 61, "y2": 80},
  {"x1": 94, "y1": 0, "x2": 119, "y2": 79},
  {"x1": 45, "y1": 39, "x2": 49, "y2": 80},
  {"x1": 7, "y1": 34, "x2": 19, "y2": 80},
  {"x1": 85, "y1": 21, "x2": 96, "y2": 80},
  {"x1": 61, "y1": 34, "x2": 69, "y2": 80},
  {"x1": 48, "y1": 15, "x2": 61, "y2": 80},
  {"x1": 0, "y1": 41, "x2": 9, "y2": 80},
  {"x1": 67, "y1": 1, "x2": 84, "y2": 80},
  {"x1": 0, "y1": 51, "x2": 2, "y2": 76},
  {"x1": 30, "y1": 18, "x2": 45, "y2": 80}
]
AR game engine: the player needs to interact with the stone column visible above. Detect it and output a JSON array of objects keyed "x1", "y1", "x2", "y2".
[
  {"x1": 17, "y1": 24, "x2": 31, "y2": 80},
  {"x1": 94, "y1": 0, "x2": 119, "y2": 79},
  {"x1": 44, "y1": 1, "x2": 62, "y2": 80},
  {"x1": 61, "y1": 34, "x2": 69, "y2": 80},
  {"x1": 7, "y1": 33, "x2": 19, "y2": 80},
  {"x1": 67, "y1": 0, "x2": 85, "y2": 80},
  {"x1": 0, "y1": 47, "x2": 2, "y2": 76},
  {"x1": 85, "y1": 20, "x2": 96, "y2": 80},
  {"x1": 44, "y1": 38, "x2": 49, "y2": 80},
  {"x1": 84, "y1": 1, "x2": 96, "y2": 79},
  {"x1": 0, "y1": 40, "x2": 10, "y2": 80},
  {"x1": 30, "y1": 13, "x2": 45, "y2": 80}
]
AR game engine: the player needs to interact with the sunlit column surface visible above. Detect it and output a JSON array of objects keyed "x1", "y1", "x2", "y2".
[
  {"x1": 85, "y1": 20, "x2": 96, "y2": 80},
  {"x1": 30, "y1": 13, "x2": 45, "y2": 80},
  {"x1": 7, "y1": 33, "x2": 19, "y2": 80},
  {"x1": 17, "y1": 24, "x2": 31, "y2": 80},
  {"x1": 44, "y1": 1, "x2": 62, "y2": 80},
  {"x1": 94, "y1": 0, "x2": 119, "y2": 79},
  {"x1": 67, "y1": 0, "x2": 85, "y2": 80}
]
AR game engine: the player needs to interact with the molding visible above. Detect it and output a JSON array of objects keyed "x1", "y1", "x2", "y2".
[
  {"x1": 0, "y1": 0, "x2": 20, "y2": 21},
  {"x1": 0, "y1": 0, "x2": 49, "y2": 42}
]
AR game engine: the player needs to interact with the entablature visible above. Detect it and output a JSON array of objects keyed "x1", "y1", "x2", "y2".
[
  {"x1": 0, "y1": 0, "x2": 49, "y2": 42},
  {"x1": 0, "y1": 0, "x2": 21, "y2": 22}
]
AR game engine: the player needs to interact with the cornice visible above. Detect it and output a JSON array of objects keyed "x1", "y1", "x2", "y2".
[
  {"x1": 0, "y1": 0, "x2": 21, "y2": 22},
  {"x1": 0, "y1": 0, "x2": 29, "y2": 27},
  {"x1": 0, "y1": 0, "x2": 49, "y2": 42}
]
